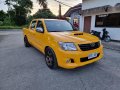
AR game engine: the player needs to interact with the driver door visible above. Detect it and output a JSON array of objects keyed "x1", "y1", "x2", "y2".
[
  {"x1": 34, "y1": 20, "x2": 45, "y2": 52},
  {"x1": 28, "y1": 20, "x2": 37, "y2": 46}
]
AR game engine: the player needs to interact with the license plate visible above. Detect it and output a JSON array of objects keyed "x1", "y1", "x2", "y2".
[{"x1": 88, "y1": 53, "x2": 98, "y2": 59}]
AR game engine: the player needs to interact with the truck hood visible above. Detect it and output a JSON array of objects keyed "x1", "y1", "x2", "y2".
[{"x1": 49, "y1": 31, "x2": 99, "y2": 44}]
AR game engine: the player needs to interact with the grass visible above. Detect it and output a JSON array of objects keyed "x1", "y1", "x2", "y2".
[{"x1": 0, "y1": 25, "x2": 28, "y2": 30}]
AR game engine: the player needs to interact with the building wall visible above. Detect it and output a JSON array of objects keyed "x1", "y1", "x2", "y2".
[
  {"x1": 82, "y1": 0, "x2": 120, "y2": 10},
  {"x1": 69, "y1": 12, "x2": 81, "y2": 30},
  {"x1": 91, "y1": 15, "x2": 120, "y2": 41},
  {"x1": 82, "y1": 0, "x2": 120, "y2": 41}
]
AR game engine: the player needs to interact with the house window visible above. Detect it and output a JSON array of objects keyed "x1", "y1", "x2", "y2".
[{"x1": 95, "y1": 13, "x2": 120, "y2": 27}]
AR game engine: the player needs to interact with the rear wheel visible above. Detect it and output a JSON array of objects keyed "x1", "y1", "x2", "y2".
[
  {"x1": 24, "y1": 36, "x2": 31, "y2": 47},
  {"x1": 45, "y1": 47, "x2": 58, "y2": 69}
]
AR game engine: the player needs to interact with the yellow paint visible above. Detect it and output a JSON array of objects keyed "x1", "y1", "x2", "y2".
[{"x1": 23, "y1": 19, "x2": 103, "y2": 69}]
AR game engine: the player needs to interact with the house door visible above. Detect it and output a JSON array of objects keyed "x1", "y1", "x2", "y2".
[{"x1": 84, "y1": 16, "x2": 91, "y2": 33}]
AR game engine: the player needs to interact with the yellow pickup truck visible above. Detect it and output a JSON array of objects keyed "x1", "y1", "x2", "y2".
[{"x1": 23, "y1": 19, "x2": 103, "y2": 69}]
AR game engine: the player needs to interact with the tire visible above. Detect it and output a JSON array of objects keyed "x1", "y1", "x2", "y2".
[
  {"x1": 45, "y1": 47, "x2": 58, "y2": 69},
  {"x1": 24, "y1": 36, "x2": 31, "y2": 47},
  {"x1": 104, "y1": 36, "x2": 111, "y2": 42}
]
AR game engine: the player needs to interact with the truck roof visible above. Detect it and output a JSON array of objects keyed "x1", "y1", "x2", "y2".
[{"x1": 33, "y1": 19, "x2": 65, "y2": 21}]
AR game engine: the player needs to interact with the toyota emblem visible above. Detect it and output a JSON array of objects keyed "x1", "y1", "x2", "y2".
[{"x1": 90, "y1": 43, "x2": 95, "y2": 47}]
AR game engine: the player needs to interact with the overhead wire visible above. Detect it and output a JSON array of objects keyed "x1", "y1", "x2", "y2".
[{"x1": 54, "y1": 0, "x2": 72, "y2": 7}]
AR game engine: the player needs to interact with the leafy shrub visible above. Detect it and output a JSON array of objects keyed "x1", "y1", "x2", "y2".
[
  {"x1": 0, "y1": 21, "x2": 3, "y2": 26},
  {"x1": 3, "y1": 17, "x2": 12, "y2": 25}
]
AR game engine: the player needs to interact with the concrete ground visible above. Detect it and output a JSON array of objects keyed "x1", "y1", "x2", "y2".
[
  {"x1": 102, "y1": 41, "x2": 120, "y2": 51},
  {"x1": 0, "y1": 31, "x2": 120, "y2": 90}
]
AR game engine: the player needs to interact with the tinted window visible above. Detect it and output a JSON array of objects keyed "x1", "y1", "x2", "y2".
[
  {"x1": 36, "y1": 21, "x2": 44, "y2": 29},
  {"x1": 95, "y1": 13, "x2": 120, "y2": 27},
  {"x1": 45, "y1": 20, "x2": 74, "y2": 32},
  {"x1": 36, "y1": 21, "x2": 44, "y2": 33},
  {"x1": 37, "y1": 21, "x2": 43, "y2": 28},
  {"x1": 30, "y1": 21, "x2": 36, "y2": 30}
]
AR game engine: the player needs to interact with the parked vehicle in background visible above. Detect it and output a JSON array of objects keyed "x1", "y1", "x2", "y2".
[
  {"x1": 23, "y1": 19, "x2": 103, "y2": 69},
  {"x1": 91, "y1": 28, "x2": 111, "y2": 42},
  {"x1": 102, "y1": 28, "x2": 111, "y2": 42},
  {"x1": 91, "y1": 30, "x2": 101, "y2": 39}
]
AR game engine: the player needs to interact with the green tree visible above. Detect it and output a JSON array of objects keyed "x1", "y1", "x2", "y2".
[
  {"x1": 0, "y1": 10, "x2": 6, "y2": 21},
  {"x1": 5, "y1": 0, "x2": 33, "y2": 26},
  {"x1": 33, "y1": 9, "x2": 56, "y2": 19},
  {"x1": 5, "y1": 0, "x2": 33, "y2": 12},
  {"x1": 27, "y1": 15, "x2": 33, "y2": 24},
  {"x1": 3, "y1": 16, "x2": 11, "y2": 25},
  {"x1": 7, "y1": 10, "x2": 15, "y2": 25},
  {"x1": 37, "y1": 0, "x2": 47, "y2": 9}
]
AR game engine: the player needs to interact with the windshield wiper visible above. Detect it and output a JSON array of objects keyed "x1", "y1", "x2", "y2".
[
  {"x1": 49, "y1": 30, "x2": 74, "y2": 32},
  {"x1": 49, "y1": 31, "x2": 63, "y2": 32}
]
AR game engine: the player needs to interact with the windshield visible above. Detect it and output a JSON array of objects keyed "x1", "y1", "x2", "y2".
[{"x1": 45, "y1": 20, "x2": 74, "y2": 32}]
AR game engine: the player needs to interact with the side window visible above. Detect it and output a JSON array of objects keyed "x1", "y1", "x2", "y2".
[
  {"x1": 36, "y1": 21, "x2": 44, "y2": 29},
  {"x1": 30, "y1": 21, "x2": 36, "y2": 30},
  {"x1": 36, "y1": 21, "x2": 44, "y2": 33}
]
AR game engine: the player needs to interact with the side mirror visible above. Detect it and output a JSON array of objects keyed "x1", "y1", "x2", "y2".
[{"x1": 36, "y1": 27, "x2": 44, "y2": 33}]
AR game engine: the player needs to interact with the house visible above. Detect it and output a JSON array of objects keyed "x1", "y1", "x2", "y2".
[
  {"x1": 81, "y1": 0, "x2": 120, "y2": 41},
  {"x1": 64, "y1": 3, "x2": 82, "y2": 30}
]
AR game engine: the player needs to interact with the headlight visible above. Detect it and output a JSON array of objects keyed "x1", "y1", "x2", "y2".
[
  {"x1": 99, "y1": 40, "x2": 102, "y2": 45},
  {"x1": 59, "y1": 42, "x2": 77, "y2": 51}
]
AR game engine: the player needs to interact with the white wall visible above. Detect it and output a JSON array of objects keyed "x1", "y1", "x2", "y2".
[
  {"x1": 82, "y1": 0, "x2": 120, "y2": 41},
  {"x1": 91, "y1": 15, "x2": 120, "y2": 41},
  {"x1": 70, "y1": 12, "x2": 81, "y2": 30},
  {"x1": 80, "y1": 16, "x2": 84, "y2": 32},
  {"x1": 82, "y1": 0, "x2": 120, "y2": 10},
  {"x1": 81, "y1": 12, "x2": 120, "y2": 40}
]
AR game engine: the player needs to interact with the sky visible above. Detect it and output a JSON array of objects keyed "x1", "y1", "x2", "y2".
[{"x1": 0, "y1": 0, "x2": 82, "y2": 15}]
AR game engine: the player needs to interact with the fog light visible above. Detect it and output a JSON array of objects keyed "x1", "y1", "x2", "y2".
[
  {"x1": 66, "y1": 59, "x2": 71, "y2": 63},
  {"x1": 66, "y1": 59, "x2": 74, "y2": 63}
]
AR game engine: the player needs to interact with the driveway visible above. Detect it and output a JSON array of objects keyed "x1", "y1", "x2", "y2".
[{"x1": 0, "y1": 30, "x2": 120, "y2": 90}]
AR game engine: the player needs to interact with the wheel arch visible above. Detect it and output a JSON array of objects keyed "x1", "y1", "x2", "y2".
[
  {"x1": 44, "y1": 46, "x2": 50, "y2": 53},
  {"x1": 44, "y1": 46, "x2": 58, "y2": 69},
  {"x1": 24, "y1": 35, "x2": 27, "y2": 37}
]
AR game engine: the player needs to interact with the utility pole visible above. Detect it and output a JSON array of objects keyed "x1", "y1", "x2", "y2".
[
  {"x1": 54, "y1": 0, "x2": 71, "y2": 18},
  {"x1": 59, "y1": 3, "x2": 61, "y2": 18}
]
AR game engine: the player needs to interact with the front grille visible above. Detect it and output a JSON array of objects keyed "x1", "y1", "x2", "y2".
[
  {"x1": 80, "y1": 53, "x2": 100, "y2": 62},
  {"x1": 78, "y1": 42, "x2": 100, "y2": 51}
]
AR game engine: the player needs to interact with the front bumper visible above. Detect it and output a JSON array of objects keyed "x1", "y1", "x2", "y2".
[{"x1": 55, "y1": 45, "x2": 103, "y2": 69}]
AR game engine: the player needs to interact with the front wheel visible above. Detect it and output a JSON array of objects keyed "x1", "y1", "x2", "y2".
[
  {"x1": 104, "y1": 36, "x2": 111, "y2": 42},
  {"x1": 45, "y1": 47, "x2": 58, "y2": 69}
]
